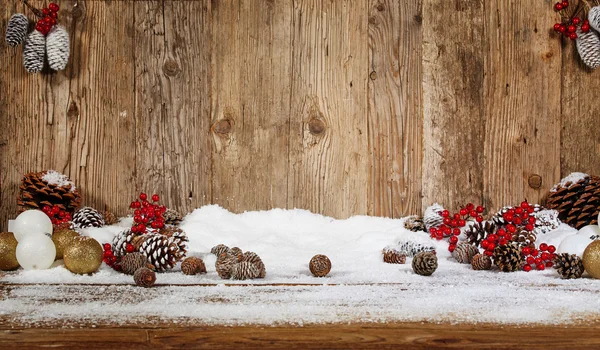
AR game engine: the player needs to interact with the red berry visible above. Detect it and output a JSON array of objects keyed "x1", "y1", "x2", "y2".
[
  {"x1": 152, "y1": 194, "x2": 160, "y2": 202},
  {"x1": 548, "y1": 245, "x2": 556, "y2": 253},
  {"x1": 536, "y1": 263, "x2": 545, "y2": 271},
  {"x1": 466, "y1": 203, "x2": 474, "y2": 210},
  {"x1": 569, "y1": 32, "x2": 577, "y2": 40},
  {"x1": 450, "y1": 219, "x2": 458, "y2": 227},
  {"x1": 505, "y1": 214, "x2": 514, "y2": 223},
  {"x1": 126, "y1": 243, "x2": 135, "y2": 253},
  {"x1": 526, "y1": 256, "x2": 535, "y2": 265},
  {"x1": 448, "y1": 244, "x2": 456, "y2": 253},
  {"x1": 458, "y1": 219, "x2": 466, "y2": 227},
  {"x1": 50, "y1": 11, "x2": 58, "y2": 19},
  {"x1": 103, "y1": 250, "x2": 113, "y2": 258},
  {"x1": 520, "y1": 201, "x2": 529, "y2": 209},
  {"x1": 562, "y1": 0, "x2": 569, "y2": 7},
  {"x1": 539, "y1": 243, "x2": 548, "y2": 251},
  {"x1": 567, "y1": 25, "x2": 576, "y2": 33},
  {"x1": 449, "y1": 236, "x2": 458, "y2": 244},
  {"x1": 523, "y1": 265, "x2": 532, "y2": 272},
  {"x1": 443, "y1": 217, "x2": 451, "y2": 225},
  {"x1": 555, "y1": 2, "x2": 563, "y2": 10},
  {"x1": 481, "y1": 240, "x2": 490, "y2": 249},
  {"x1": 513, "y1": 217, "x2": 522, "y2": 225},
  {"x1": 103, "y1": 243, "x2": 111, "y2": 251},
  {"x1": 515, "y1": 207, "x2": 523, "y2": 215},
  {"x1": 507, "y1": 225, "x2": 516, "y2": 234},
  {"x1": 469, "y1": 210, "x2": 478, "y2": 217},
  {"x1": 522, "y1": 247, "x2": 531, "y2": 256},
  {"x1": 499, "y1": 238, "x2": 507, "y2": 245},
  {"x1": 541, "y1": 252, "x2": 550, "y2": 261},
  {"x1": 429, "y1": 228, "x2": 436, "y2": 235},
  {"x1": 488, "y1": 234, "x2": 498, "y2": 242},
  {"x1": 475, "y1": 216, "x2": 484, "y2": 223},
  {"x1": 572, "y1": 17, "x2": 581, "y2": 25},
  {"x1": 582, "y1": 24, "x2": 590, "y2": 33},
  {"x1": 484, "y1": 250, "x2": 493, "y2": 257},
  {"x1": 531, "y1": 249, "x2": 539, "y2": 257},
  {"x1": 528, "y1": 217, "x2": 536, "y2": 225},
  {"x1": 476, "y1": 206, "x2": 484, "y2": 213},
  {"x1": 49, "y1": 3, "x2": 60, "y2": 12},
  {"x1": 460, "y1": 208, "x2": 468, "y2": 216},
  {"x1": 453, "y1": 213, "x2": 461, "y2": 220},
  {"x1": 546, "y1": 261, "x2": 553, "y2": 268},
  {"x1": 487, "y1": 242, "x2": 496, "y2": 250},
  {"x1": 110, "y1": 256, "x2": 117, "y2": 264},
  {"x1": 140, "y1": 193, "x2": 148, "y2": 201},
  {"x1": 441, "y1": 210, "x2": 450, "y2": 218},
  {"x1": 43, "y1": 8, "x2": 51, "y2": 15},
  {"x1": 453, "y1": 228, "x2": 461, "y2": 236}
]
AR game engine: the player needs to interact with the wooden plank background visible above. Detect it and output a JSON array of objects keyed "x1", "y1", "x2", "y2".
[{"x1": 0, "y1": 0, "x2": 599, "y2": 230}]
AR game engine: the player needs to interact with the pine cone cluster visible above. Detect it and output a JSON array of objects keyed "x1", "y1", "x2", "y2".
[
  {"x1": 423, "y1": 204, "x2": 445, "y2": 231},
  {"x1": 452, "y1": 242, "x2": 479, "y2": 264},
  {"x1": 72, "y1": 207, "x2": 105, "y2": 229},
  {"x1": 493, "y1": 244, "x2": 524, "y2": 272},
  {"x1": 5, "y1": 14, "x2": 28, "y2": 47},
  {"x1": 121, "y1": 252, "x2": 150, "y2": 275},
  {"x1": 465, "y1": 221, "x2": 495, "y2": 247},
  {"x1": 18, "y1": 170, "x2": 81, "y2": 214},
  {"x1": 412, "y1": 251, "x2": 438, "y2": 276},
  {"x1": 554, "y1": 253, "x2": 585, "y2": 279},
  {"x1": 404, "y1": 216, "x2": 426, "y2": 232},
  {"x1": 181, "y1": 257, "x2": 206, "y2": 275},
  {"x1": 471, "y1": 254, "x2": 492, "y2": 270},
  {"x1": 309, "y1": 254, "x2": 332, "y2": 277},
  {"x1": 395, "y1": 241, "x2": 436, "y2": 257},
  {"x1": 546, "y1": 173, "x2": 600, "y2": 229},
  {"x1": 382, "y1": 246, "x2": 407, "y2": 264},
  {"x1": 134, "y1": 267, "x2": 156, "y2": 287},
  {"x1": 212, "y1": 244, "x2": 266, "y2": 279}
]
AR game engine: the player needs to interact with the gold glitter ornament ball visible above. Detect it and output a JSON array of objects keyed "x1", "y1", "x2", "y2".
[
  {"x1": 0, "y1": 232, "x2": 19, "y2": 271},
  {"x1": 63, "y1": 236, "x2": 103, "y2": 274},
  {"x1": 583, "y1": 240, "x2": 600, "y2": 279},
  {"x1": 52, "y1": 227, "x2": 80, "y2": 260}
]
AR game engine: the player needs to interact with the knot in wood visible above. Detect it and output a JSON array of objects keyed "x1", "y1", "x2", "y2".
[
  {"x1": 71, "y1": 6, "x2": 83, "y2": 19},
  {"x1": 212, "y1": 119, "x2": 232, "y2": 135},
  {"x1": 528, "y1": 174, "x2": 542, "y2": 189},
  {"x1": 308, "y1": 118, "x2": 326, "y2": 135},
  {"x1": 67, "y1": 101, "x2": 79, "y2": 118},
  {"x1": 163, "y1": 59, "x2": 180, "y2": 77},
  {"x1": 369, "y1": 71, "x2": 377, "y2": 80}
]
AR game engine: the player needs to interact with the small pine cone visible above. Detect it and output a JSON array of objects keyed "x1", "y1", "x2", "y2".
[
  {"x1": 211, "y1": 244, "x2": 230, "y2": 257},
  {"x1": 230, "y1": 247, "x2": 243, "y2": 261},
  {"x1": 423, "y1": 204, "x2": 445, "y2": 231},
  {"x1": 590, "y1": 6, "x2": 600, "y2": 32},
  {"x1": 17, "y1": 170, "x2": 81, "y2": 214},
  {"x1": 465, "y1": 221, "x2": 495, "y2": 247},
  {"x1": 512, "y1": 229, "x2": 537, "y2": 249},
  {"x1": 412, "y1": 251, "x2": 438, "y2": 276},
  {"x1": 121, "y1": 252, "x2": 150, "y2": 275},
  {"x1": 139, "y1": 234, "x2": 185, "y2": 272},
  {"x1": 309, "y1": 254, "x2": 332, "y2": 277},
  {"x1": 181, "y1": 257, "x2": 206, "y2": 275},
  {"x1": 46, "y1": 25, "x2": 70, "y2": 71},
  {"x1": 452, "y1": 242, "x2": 479, "y2": 264},
  {"x1": 240, "y1": 251, "x2": 266, "y2": 278},
  {"x1": 493, "y1": 243, "x2": 524, "y2": 272},
  {"x1": 546, "y1": 173, "x2": 600, "y2": 229},
  {"x1": 404, "y1": 216, "x2": 426, "y2": 232},
  {"x1": 23, "y1": 30, "x2": 46, "y2": 73},
  {"x1": 231, "y1": 261, "x2": 260, "y2": 280},
  {"x1": 382, "y1": 246, "x2": 407, "y2": 264},
  {"x1": 471, "y1": 254, "x2": 492, "y2": 271},
  {"x1": 163, "y1": 208, "x2": 183, "y2": 226},
  {"x1": 134, "y1": 267, "x2": 156, "y2": 288},
  {"x1": 112, "y1": 229, "x2": 140, "y2": 257},
  {"x1": 396, "y1": 240, "x2": 436, "y2": 257},
  {"x1": 101, "y1": 210, "x2": 118, "y2": 225},
  {"x1": 554, "y1": 253, "x2": 585, "y2": 279},
  {"x1": 72, "y1": 207, "x2": 105, "y2": 229},
  {"x1": 531, "y1": 209, "x2": 561, "y2": 236},
  {"x1": 5, "y1": 14, "x2": 28, "y2": 47},
  {"x1": 216, "y1": 251, "x2": 238, "y2": 279},
  {"x1": 576, "y1": 28, "x2": 600, "y2": 70}
]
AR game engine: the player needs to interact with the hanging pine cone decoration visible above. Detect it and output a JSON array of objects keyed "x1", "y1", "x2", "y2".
[
  {"x1": 493, "y1": 243, "x2": 524, "y2": 272},
  {"x1": 46, "y1": 25, "x2": 69, "y2": 71},
  {"x1": 382, "y1": 246, "x2": 407, "y2": 264},
  {"x1": 309, "y1": 254, "x2": 332, "y2": 277},
  {"x1": 211, "y1": 244, "x2": 230, "y2": 257},
  {"x1": 216, "y1": 251, "x2": 237, "y2": 279},
  {"x1": 17, "y1": 170, "x2": 81, "y2": 214},
  {"x1": 576, "y1": 28, "x2": 600, "y2": 70},
  {"x1": 138, "y1": 234, "x2": 186, "y2": 272},
  {"x1": 5, "y1": 14, "x2": 28, "y2": 47},
  {"x1": 423, "y1": 204, "x2": 444, "y2": 231},
  {"x1": 451, "y1": 242, "x2": 479, "y2": 264},
  {"x1": 134, "y1": 267, "x2": 156, "y2": 288},
  {"x1": 465, "y1": 221, "x2": 495, "y2": 247},
  {"x1": 240, "y1": 251, "x2": 266, "y2": 278},
  {"x1": 163, "y1": 208, "x2": 183, "y2": 226},
  {"x1": 554, "y1": 253, "x2": 585, "y2": 279},
  {"x1": 121, "y1": 252, "x2": 150, "y2": 275},
  {"x1": 412, "y1": 251, "x2": 438, "y2": 276},
  {"x1": 181, "y1": 257, "x2": 206, "y2": 275},
  {"x1": 404, "y1": 216, "x2": 426, "y2": 232},
  {"x1": 590, "y1": 6, "x2": 600, "y2": 32},
  {"x1": 546, "y1": 173, "x2": 600, "y2": 229},
  {"x1": 471, "y1": 254, "x2": 492, "y2": 271},
  {"x1": 72, "y1": 207, "x2": 105, "y2": 229},
  {"x1": 23, "y1": 29, "x2": 46, "y2": 73},
  {"x1": 395, "y1": 240, "x2": 436, "y2": 257},
  {"x1": 231, "y1": 261, "x2": 260, "y2": 280}
]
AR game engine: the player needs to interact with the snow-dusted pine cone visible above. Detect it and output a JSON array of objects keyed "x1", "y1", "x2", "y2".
[
  {"x1": 493, "y1": 243, "x2": 524, "y2": 272},
  {"x1": 309, "y1": 254, "x2": 331, "y2": 277},
  {"x1": 46, "y1": 25, "x2": 70, "y2": 71},
  {"x1": 404, "y1": 216, "x2": 426, "y2": 232},
  {"x1": 452, "y1": 242, "x2": 479, "y2": 264},
  {"x1": 121, "y1": 252, "x2": 150, "y2": 275},
  {"x1": 134, "y1": 267, "x2": 156, "y2": 287},
  {"x1": 112, "y1": 229, "x2": 139, "y2": 258},
  {"x1": 395, "y1": 240, "x2": 436, "y2": 257},
  {"x1": 211, "y1": 244, "x2": 230, "y2": 257},
  {"x1": 18, "y1": 170, "x2": 81, "y2": 213},
  {"x1": 216, "y1": 251, "x2": 237, "y2": 279},
  {"x1": 72, "y1": 207, "x2": 105, "y2": 229},
  {"x1": 465, "y1": 221, "x2": 495, "y2": 247},
  {"x1": 5, "y1": 14, "x2": 28, "y2": 47},
  {"x1": 139, "y1": 234, "x2": 186, "y2": 272},
  {"x1": 181, "y1": 257, "x2": 206, "y2": 275},
  {"x1": 512, "y1": 229, "x2": 536, "y2": 249},
  {"x1": 23, "y1": 30, "x2": 46, "y2": 73},
  {"x1": 471, "y1": 254, "x2": 492, "y2": 271},
  {"x1": 382, "y1": 246, "x2": 407, "y2": 264},
  {"x1": 163, "y1": 208, "x2": 183, "y2": 226},
  {"x1": 412, "y1": 251, "x2": 438, "y2": 276},
  {"x1": 546, "y1": 173, "x2": 600, "y2": 229},
  {"x1": 240, "y1": 251, "x2": 266, "y2": 278},
  {"x1": 423, "y1": 204, "x2": 445, "y2": 231},
  {"x1": 160, "y1": 226, "x2": 189, "y2": 257},
  {"x1": 554, "y1": 253, "x2": 584, "y2": 279},
  {"x1": 531, "y1": 209, "x2": 561, "y2": 235},
  {"x1": 230, "y1": 247, "x2": 243, "y2": 261},
  {"x1": 589, "y1": 7, "x2": 600, "y2": 34},
  {"x1": 101, "y1": 210, "x2": 118, "y2": 225},
  {"x1": 576, "y1": 28, "x2": 600, "y2": 70},
  {"x1": 231, "y1": 261, "x2": 260, "y2": 280}
]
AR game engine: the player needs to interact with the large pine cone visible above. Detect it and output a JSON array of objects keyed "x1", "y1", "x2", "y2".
[
  {"x1": 382, "y1": 246, "x2": 407, "y2": 264},
  {"x1": 163, "y1": 208, "x2": 183, "y2": 226},
  {"x1": 404, "y1": 216, "x2": 426, "y2": 232},
  {"x1": 231, "y1": 261, "x2": 260, "y2": 280},
  {"x1": 138, "y1": 234, "x2": 186, "y2": 272},
  {"x1": 72, "y1": 207, "x2": 105, "y2": 229},
  {"x1": 493, "y1": 244, "x2": 524, "y2": 272},
  {"x1": 309, "y1": 254, "x2": 332, "y2": 277},
  {"x1": 465, "y1": 221, "x2": 495, "y2": 247},
  {"x1": 554, "y1": 253, "x2": 584, "y2": 279},
  {"x1": 451, "y1": 242, "x2": 479, "y2": 264},
  {"x1": 423, "y1": 204, "x2": 444, "y2": 231},
  {"x1": 546, "y1": 173, "x2": 600, "y2": 229},
  {"x1": 412, "y1": 251, "x2": 438, "y2": 276},
  {"x1": 17, "y1": 170, "x2": 81, "y2": 213},
  {"x1": 216, "y1": 251, "x2": 238, "y2": 279},
  {"x1": 240, "y1": 251, "x2": 266, "y2": 278}
]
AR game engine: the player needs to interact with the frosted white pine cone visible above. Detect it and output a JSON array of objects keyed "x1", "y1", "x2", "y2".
[
  {"x1": 589, "y1": 6, "x2": 600, "y2": 33},
  {"x1": 46, "y1": 25, "x2": 70, "y2": 71},
  {"x1": 23, "y1": 30, "x2": 46, "y2": 73},
  {"x1": 576, "y1": 28, "x2": 600, "y2": 70},
  {"x1": 423, "y1": 203, "x2": 444, "y2": 231},
  {"x1": 5, "y1": 14, "x2": 29, "y2": 47}
]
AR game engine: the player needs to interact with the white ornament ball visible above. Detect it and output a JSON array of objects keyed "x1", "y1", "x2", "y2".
[
  {"x1": 557, "y1": 234, "x2": 594, "y2": 257},
  {"x1": 577, "y1": 225, "x2": 600, "y2": 238},
  {"x1": 13, "y1": 210, "x2": 53, "y2": 242},
  {"x1": 16, "y1": 234, "x2": 56, "y2": 270}
]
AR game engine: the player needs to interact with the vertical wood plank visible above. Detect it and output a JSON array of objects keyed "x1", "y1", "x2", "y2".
[
  {"x1": 289, "y1": 0, "x2": 369, "y2": 218},
  {"x1": 483, "y1": 0, "x2": 561, "y2": 210},
  {"x1": 210, "y1": 0, "x2": 292, "y2": 212},
  {"x1": 422, "y1": 0, "x2": 485, "y2": 212},
  {"x1": 367, "y1": 0, "x2": 423, "y2": 218}
]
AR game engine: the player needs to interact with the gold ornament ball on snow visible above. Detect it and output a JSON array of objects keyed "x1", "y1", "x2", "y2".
[
  {"x1": 63, "y1": 236, "x2": 103, "y2": 274},
  {"x1": 52, "y1": 227, "x2": 79, "y2": 260},
  {"x1": 583, "y1": 240, "x2": 600, "y2": 279},
  {"x1": 0, "y1": 232, "x2": 19, "y2": 271}
]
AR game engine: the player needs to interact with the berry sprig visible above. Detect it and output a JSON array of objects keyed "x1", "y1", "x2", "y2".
[
  {"x1": 480, "y1": 201, "x2": 537, "y2": 257},
  {"x1": 102, "y1": 243, "x2": 122, "y2": 271},
  {"x1": 42, "y1": 204, "x2": 72, "y2": 226},
  {"x1": 552, "y1": 0, "x2": 592, "y2": 40},
  {"x1": 129, "y1": 193, "x2": 166, "y2": 234},
  {"x1": 428, "y1": 203, "x2": 485, "y2": 252},
  {"x1": 522, "y1": 243, "x2": 556, "y2": 272},
  {"x1": 22, "y1": 1, "x2": 61, "y2": 36}
]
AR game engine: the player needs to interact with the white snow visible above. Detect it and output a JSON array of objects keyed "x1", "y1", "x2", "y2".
[
  {"x1": 41, "y1": 170, "x2": 77, "y2": 192},
  {"x1": 551, "y1": 172, "x2": 589, "y2": 191},
  {"x1": 1, "y1": 205, "x2": 596, "y2": 326}
]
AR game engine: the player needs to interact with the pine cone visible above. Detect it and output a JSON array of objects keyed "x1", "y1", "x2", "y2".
[
  {"x1": 554, "y1": 253, "x2": 585, "y2": 279},
  {"x1": 72, "y1": 207, "x2": 105, "y2": 229},
  {"x1": 576, "y1": 28, "x2": 600, "y2": 70},
  {"x1": 181, "y1": 257, "x2": 206, "y2": 275},
  {"x1": 471, "y1": 254, "x2": 492, "y2": 270},
  {"x1": 163, "y1": 208, "x2": 183, "y2": 226},
  {"x1": 112, "y1": 229, "x2": 140, "y2": 258},
  {"x1": 512, "y1": 229, "x2": 536, "y2": 249},
  {"x1": 23, "y1": 29, "x2": 45, "y2": 73},
  {"x1": 5, "y1": 14, "x2": 28, "y2": 47},
  {"x1": 465, "y1": 221, "x2": 496, "y2": 247},
  {"x1": 134, "y1": 267, "x2": 156, "y2": 287},
  {"x1": 411, "y1": 251, "x2": 438, "y2": 276},
  {"x1": 382, "y1": 246, "x2": 407, "y2": 264},
  {"x1": 121, "y1": 252, "x2": 150, "y2": 275},
  {"x1": 493, "y1": 244, "x2": 524, "y2": 272},
  {"x1": 590, "y1": 6, "x2": 600, "y2": 33},
  {"x1": 546, "y1": 173, "x2": 600, "y2": 229},
  {"x1": 404, "y1": 216, "x2": 426, "y2": 232},
  {"x1": 46, "y1": 25, "x2": 69, "y2": 71},
  {"x1": 139, "y1": 234, "x2": 185, "y2": 272},
  {"x1": 240, "y1": 251, "x2": 266, "y2": 278},
  {"x1": 452, "y1": 242, "x2": 479, "y2": 264},
  {"x1": 309, "y1": 254, "x2": 331, "y2": 277},
  {"x1": 159, "y1": 226, "x2": 189, "y2": 258},
  {"x1": 231, "y1": 261, "x2": 260, "y2": 280},
  {"x1": 216, "y1": 251, "x2": 237, "y2": 279},
  {"x1": 211, "y1": 244, "x2": 230, "y2": 257},
  {"x1": 101, "y1": 210, "x2": 118, "y2": 225},
  {"x1": 395, "y1": 240, "x2": 436, "y2": 257},
  {"x1": 17, "y1": 170, "x2": 81, "y2": 213},
  {"x1": 531, "y1": 209, "x2": 561, "y2": 236},
  {"x1": 230, "y1": 247, "x2": 243, "y2": 261},
  {"x1": 423, "y1": 204, "x2": 444, "y2": 231}
]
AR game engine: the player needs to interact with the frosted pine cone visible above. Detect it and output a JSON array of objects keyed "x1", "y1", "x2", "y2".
[
  {"x1": 493, "y1": 243, "x2": 524, "y2": 272},
  {"x1": 590, "y1": 6, "x2": 600, "y2": 32},
  {"x1": 412, "y1": 251, "x2": 438, "y2": 276},
  {"x1": 576, "y1": 28, "x2": 600, "y2": 70},
  {"x1": 121, "y1": 252, "x2": 150, "y2": 275},
  {"x1": 452, "y1": 242, "x2": 479, "y2": 264},
  {"x1": 240, "y1": 251, "x2": 266, "y2": 278},
  {"x1": 216, "y1": 251, "x2": 237, "y2": 279},
  {"x1": 531, "y1": 209, "x2": 561, "y2": 236},
  {"x1": 382, "y1": 246, "x2": 407, "y2": 264},
  {"x1": 211, "y1": 244, "x2": 230, "y2": 257},
  {"x1": 404, "y1": 216, "x2": 426, "y2": 232},
  {"x1": 554, "y1": 253, "x2": 584, "y2": 279},
  {"x1": 465, "y1": 221, "x2": 495, "y2": 247},
  {"x1": 134, "y1": 267, "x2": 156, "y2": 287},
  {"x1": 546, "y1": 173, "x2": 600, "y2": 229},
  {"x1": 5, "y1": 14, "x2": 28, "y2": 47},
  {"x1": 230, "y1": 247, "x2": 243, "y2": 261},
  {"x1": 423, "y1": 203, "x2": 445, "y2": 231},
  {"x1": 23, "y1": 30, "x2": 46, "y2": 73},
  {"x1": 309, "y1": 254, "x2": 331, "y2": 277},
  {"x1": 512, "y1": 229, "x2": 537, "y2": 249},
  {"x1": 396, "y1": 240, "x2": 435, "y2": 257},
  {"x1": 471, "y1": 254, "x2": 492, "y2": 270},
  {"x1": 46, "y1": 25, "x2": 70, "y2": 71},
  {"x1": 160, "y1": 226, "x2": 189, "y2": 257},
  {"x1": 231, "y1": 261, "x2": 260, "y2": 280},
  {"x1": 181, "y1": 257, "x2": 206, "y2": 275},
  {"x1": 112, "y1": 229, "x2": 139, "y2": 257},
  {"x1": 139, "y1": 234, "x2": 185, "y2": 272},
  {"x1": 17, "y1": 170, "x2": 81, "y2": 213},
  {"x1": 163, "y1": 208, "x2": 183, "y2": 226},
  {"x1": 72, "y1": 207, "x2": 105, "y2": 229}
]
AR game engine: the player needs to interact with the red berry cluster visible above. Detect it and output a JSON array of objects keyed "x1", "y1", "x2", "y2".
[
  {"x1": 42, "y1": 204, "x2": 72, "y2": 226},
  {"x1": 429, "y1": 203, "x2": 485, "y2": 252},
  {"x1": 102, "y1": 242, "x2": 128, "y2": 271},
  {"x1": 480, "y1": 201, "x2": 537, "y2": 257},
  {"x1": 552, "y1": 1, "x2": 591, "y2": 40},
  {"x1": 35, "y1": 3, "x2": 60, "y2": 36},
  {"x1": 522, "y1": 243, "x2": 556, "y2": 272},
  {"x1": 129, "y1": 193, "x2": 166, "y2": 234}
]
